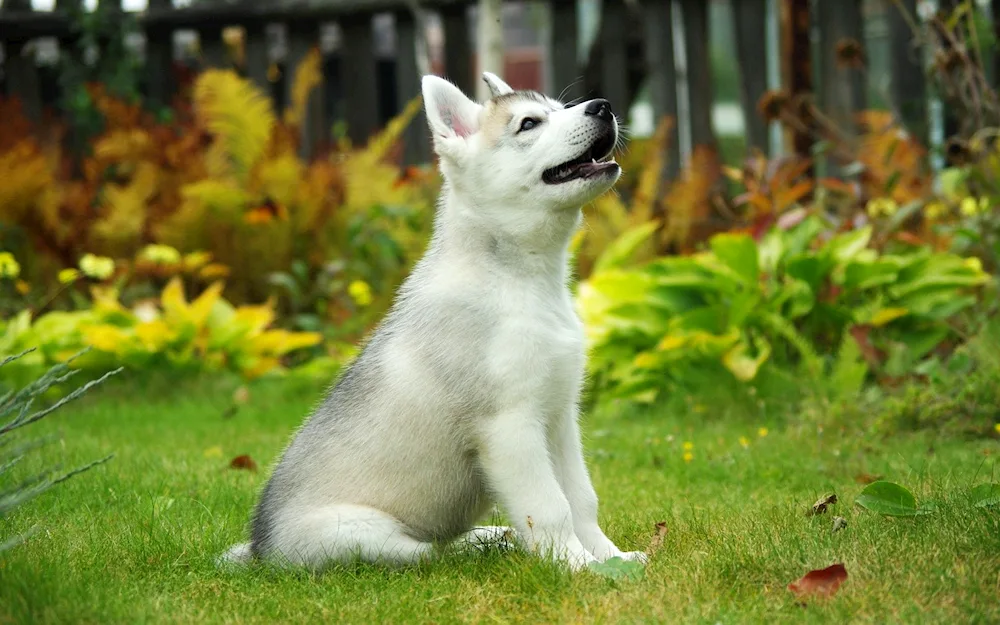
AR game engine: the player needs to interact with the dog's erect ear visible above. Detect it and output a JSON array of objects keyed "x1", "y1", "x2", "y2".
[
  {"x1": 482, "y1": 72, "x2": 513, "y2": 99},
  {"x1": 422, "y1": 75, "x2": 482, "y2": 145}
]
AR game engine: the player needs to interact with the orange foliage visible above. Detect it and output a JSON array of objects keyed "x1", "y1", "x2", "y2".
[
  {"x1": 0, "y1": 68, "x2": 434, "y2": 309},
  {"x1": 661, "y1": 146, "x2": 722, "y2": 252},
  {"x1": 854, "y1": 111, "x2": 932, "y2": 205}
]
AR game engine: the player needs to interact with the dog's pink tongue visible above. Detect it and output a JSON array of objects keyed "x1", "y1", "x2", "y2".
[{"x1": 580, "y1": 161, "x2": 618, "y2": 178}]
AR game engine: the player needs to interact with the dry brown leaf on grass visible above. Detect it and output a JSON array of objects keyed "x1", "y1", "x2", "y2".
[
  {"x1": 855, "y1": 473, "x2": 883, "y2": 484},
  {"x1": 807, "y1": 493, "x2": 838, "y2": 516},
  {"x1": 787, "y1": 563, "x2": 848, "y2": 599},
  {"x1": 229, "y1": 455, "x2": 258, "y2": 472},
  {"x1": 646, "y1": 522, "x2": 668, "y2": 556}
]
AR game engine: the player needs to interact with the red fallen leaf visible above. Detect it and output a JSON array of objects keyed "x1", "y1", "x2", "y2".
[
  {"x1": 787, "y1": 563, "x2": 848, "y2": 599},
  {"x1": 229, "y1": 455, "x2": 258, "y2": 472}
]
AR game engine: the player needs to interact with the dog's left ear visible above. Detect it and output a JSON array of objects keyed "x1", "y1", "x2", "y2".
[{"x1": 482, "y1": 72, "x2": 513, "y2": 99}]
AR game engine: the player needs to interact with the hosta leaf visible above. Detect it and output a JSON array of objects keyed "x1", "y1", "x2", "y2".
[
  {"x1": 722, "y1": 335, "x2": 771, "y2": 381},
  {"x1": 855, "y1": 481, "x2": 921, "y2": 517},
  {"x1": 970, "y1": 483, "x2": 1000, "y2": 508},
  {"x1": 593, "y1": 220, "x2": 660, "y2": 273},
  {"x1": 709, "y1": 233, "x2": 759, "y2": 284}
]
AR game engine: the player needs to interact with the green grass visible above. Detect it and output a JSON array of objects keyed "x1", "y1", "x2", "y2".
[{"x1": 2, "y1": 374, "x2": 999, "y2": 624}]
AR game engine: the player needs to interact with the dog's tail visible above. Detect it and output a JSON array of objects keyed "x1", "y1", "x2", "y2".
[{"x1": 216, "y1": 542, "x2": 254, "y2": 568}]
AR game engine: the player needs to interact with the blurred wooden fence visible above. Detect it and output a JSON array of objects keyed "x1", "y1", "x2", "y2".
[{"x1": 0, "y1": 0, "x2": 944, "y2": 175}]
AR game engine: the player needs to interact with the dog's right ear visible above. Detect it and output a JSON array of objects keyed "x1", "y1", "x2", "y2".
[{"x1": 422, "y1": 75, "x2": 481, "y2": 159}]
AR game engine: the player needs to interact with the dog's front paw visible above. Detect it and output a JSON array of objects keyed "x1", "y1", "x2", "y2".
[
  {"x1": 617, "y1": 550, "x2": 649, "y2": 565},
  {"x1": 560, "y1": 548, "x2": 599, "y2": 572}
]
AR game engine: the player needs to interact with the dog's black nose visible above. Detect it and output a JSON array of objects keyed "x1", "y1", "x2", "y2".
[{"x1": 584, "y1": 99, "x2": 613, "y2": 122}]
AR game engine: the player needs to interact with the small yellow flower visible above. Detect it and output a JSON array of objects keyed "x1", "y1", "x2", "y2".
[
  {"x1": 15, "y1": 280, "x2": 30, "y2": 295},
  {"x1": 758, "y1": 427, "x2": 769, "y2": 438},
  {"x1": 348, "y1": 280, "x2": 373, "y2": 306},
  {"x1": 994, "y1": 423, "x2": 1000, "y2": 434},
  {"x1": 924, "y1": 201, "x2": 947, "y2": 221},
  {"x1": 0, "y1": 251, "x2": 21, "y2": 279},
  {"x1": 79, "y1": 254, "x2": 115, "y2": 280},
  {"x1": 960, "y1": 196, "x2": 979, "y2": 217},
  {"x1": 59, "y1": 268, "x2": 81, "y2": 284},
  {"x1": 739, "y1": 436, "x2": 750, "y2": 449},
  {"x1": 866, "y1": 197, "x2": 898, "y2": 218},
  {"x1": 682, "y1": 452, "x2": 694, "y2": 463},
  {"x1": 682, "y1": 441, "x2": 694, "y2": 451},
  {"x1": 140, "y1": 244, "x2": 181, "y2": 265}
]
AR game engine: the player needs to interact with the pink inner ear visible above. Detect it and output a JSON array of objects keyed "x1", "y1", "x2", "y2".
[{"x1": 442, "y1": 106, "x2": 473, "y2": 138}]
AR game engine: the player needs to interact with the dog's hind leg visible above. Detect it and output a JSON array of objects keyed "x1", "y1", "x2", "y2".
[{"x1": 266, "y1": 504, "x2": 436, "y2": 570}]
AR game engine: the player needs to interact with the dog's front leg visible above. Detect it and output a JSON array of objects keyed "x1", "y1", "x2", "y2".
[
  {"x1": 550, "y1": 406, "x2": 648, "y2": 564},
  {"x1": 477, "y1": 408, "x2": 597, "y2": 571}
]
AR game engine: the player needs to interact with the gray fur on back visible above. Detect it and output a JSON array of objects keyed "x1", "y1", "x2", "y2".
[{"x1": 250, "y1": 225, "x2": 502, "y2": 555}]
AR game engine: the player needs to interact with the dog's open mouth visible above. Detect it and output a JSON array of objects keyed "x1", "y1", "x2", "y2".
[{"x1": 542, "y1": 133, "x2": 619, "y2": 185}]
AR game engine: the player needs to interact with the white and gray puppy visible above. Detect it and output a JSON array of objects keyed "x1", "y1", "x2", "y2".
[{"x1": 220, "y1": 72, "x2": 646, "y2": 572}]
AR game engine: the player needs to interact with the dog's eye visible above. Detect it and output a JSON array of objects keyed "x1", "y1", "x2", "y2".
[{"x1": 519, "y1": 117, "x2": 541, "y2": 132}]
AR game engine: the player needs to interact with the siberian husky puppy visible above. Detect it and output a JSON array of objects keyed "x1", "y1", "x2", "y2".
[{"x1": 220, "y1": 72, "x2": 645, "y2": 572}]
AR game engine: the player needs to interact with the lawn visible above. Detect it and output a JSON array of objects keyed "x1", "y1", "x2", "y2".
[{"x1": 1, "y1": 373, "x2": 998, "y2": 624}]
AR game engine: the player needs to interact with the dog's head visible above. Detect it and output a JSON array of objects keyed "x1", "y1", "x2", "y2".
[{"x1": 421, "y1": 73, "x2": 621, "y2": 212}]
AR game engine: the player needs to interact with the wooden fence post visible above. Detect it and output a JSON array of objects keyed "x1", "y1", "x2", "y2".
[
  {"x1": 679, "y1": 0, "x2": 715, "y2": 151},
  {"x1": 549, "y1": 0, "x2": 581, "y2": 102},
  {"x1": 145, "y1": 0, "x2": 175, "y2": 110},
  {"x1": 781, "y1": 0, "x2": 813, "y2": 168},
  {"x1": 888, "y1": 0, "x2": 927, "y2": 145},
  {"x1": 340, "y1": 13, "x2": 380, "y2": 146},
  {"x1": 242, "y1": 22, "x2": 271, "y2": 95},
  {"x1": 1, "y1": 0, "x2": 43, "y2": 124},
  {"x1": 733, "y1": 0, "x2": 770, "y2": 155},
  {"x1": 441, "y1": 5, "x2": 473, "y2": 95},
  {"x1": 285, "y1": 21, "x2": 326, "y2": 158},
  {"x1": 395, "y1": 9, "x2": 429, "y2": 164},
  {"x1": 599, "y1": 0, "x2": 629, "y2": 113},
  {"x1": 816, "y1": 0, "x2": 865, "y2": 175},
  {"x1": 642, "y1": 0, "x2": 680, "y2": 180}
]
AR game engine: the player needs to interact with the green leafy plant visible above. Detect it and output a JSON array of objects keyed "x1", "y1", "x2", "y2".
[
  {"x1": 1, "y1": 348, "x2": 119, "y2": 552},
  {"x1": 577, "y1": 213, "x2": 990, "y2": 405},
  {"x1": 1, "y1": 276, "x2": 329, "y2": 383}
]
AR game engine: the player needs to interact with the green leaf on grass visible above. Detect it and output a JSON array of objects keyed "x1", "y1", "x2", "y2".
[
  {"x1": 855, "y1": 481, "x2": 920, "y2": 517},
  {"x1": 970, "y1": 483, "x2": 1000, "y2": 509},
  {"x1": 588, "y1": 557, "x2": 645, "y2": 582}
]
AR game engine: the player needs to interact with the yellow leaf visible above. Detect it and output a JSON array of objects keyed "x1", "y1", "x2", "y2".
[
  {"x1": 161, "y1": 277, "x2": 188, "y2": 318},
  {"x1": 870, "y1": 307, "x2": 909, "y2": 327},
  {"x1": 135, "y1": 320, "x2": 174, "y2": 350},
  {"x1": 251, "y1": 329, "x2": 323, "y2": 356},
  {"x1": 657, "y1": 334, "x2": 687, "y2": 351},
  {"x1": 83, "y1": 324, "x2": 132, "y2": 353},
  {"x1": 189, "y1": 281, "x2": 226, "y2": 328},
  {"x1": 241, "y1": 356, "x2": 282, "y2": 380},
  {"x1": 231, "y1": 303, "x2": 276, "y2": 336}
]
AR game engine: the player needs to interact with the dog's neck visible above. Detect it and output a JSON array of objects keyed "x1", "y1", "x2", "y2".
[{"x1": 431, "y1": 182, "x2": 579, "y2": 281}]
